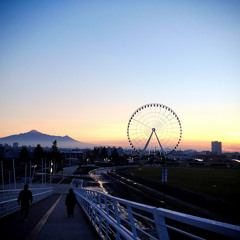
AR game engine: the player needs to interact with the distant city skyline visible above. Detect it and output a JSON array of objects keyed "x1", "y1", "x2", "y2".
[
  {"x1": 0, "y1": 129, "x2": 237, "y2": 153},
  {"x1": 0, "y1": 1, "x2": 239, "y2": 152}
]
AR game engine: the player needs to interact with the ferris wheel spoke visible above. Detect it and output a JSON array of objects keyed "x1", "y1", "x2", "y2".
[
  {"x1": 131, "y1": 118, "x2": 152, "y2": 129},
  {"x1": 127, "y1": 103, "x2": 182, "y2": 157},
  {"x1": 130, "y1": 131, "x2": 151, "y2": 136},
  {"x1": 160, "y1": 120, "x2": 179, "y2": 130},
  {"x1": 130, "y1": 128, "x2": 152, "y2": 139},
  {"x1": 134, "y1": 136, "x2": 147, "y2": 145},
  {"x1": 160, "y1": 117, "x2": 174, "y2": 126}
]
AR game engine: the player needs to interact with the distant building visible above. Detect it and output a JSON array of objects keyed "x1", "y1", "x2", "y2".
[
  {"x1": 117, "y1": 147, "x2": 124, "y2": 156},
  {"x1": 183, "y1": 149, "x2": 197, "y2": 155},
  {"x1": 13, "y1": 142, "x2": 19, "y2": 148},
  {"x1": 211, "y1": 141, "x2": 222, "y2": 155},
  {"x1": 107, "y1": 147, "x2": 112, "y2": 156}
]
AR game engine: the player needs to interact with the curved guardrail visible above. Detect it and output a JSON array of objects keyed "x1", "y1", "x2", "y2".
[
  {"x1": 74, "y1": 188, "x2": 240, "y2": 240},
  {"x1": 0, "y1": 186, "x2": 53, "y2": 218}
]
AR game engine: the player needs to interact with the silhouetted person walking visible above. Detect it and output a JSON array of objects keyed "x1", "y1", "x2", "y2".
[
  {"x1": 65, "y1": 188, "x2": 77, "y2": 217},
  {"x1": 18, "y1": 184, "x2": 33, "y2": 220}
]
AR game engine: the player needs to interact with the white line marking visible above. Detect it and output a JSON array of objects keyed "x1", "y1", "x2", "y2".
[
  {"x1": 58, "y1": 178, "x2": 65, "y2": 184},
  {"x1": 27, "y1": 194, "x2": 63, "y2": 240}
]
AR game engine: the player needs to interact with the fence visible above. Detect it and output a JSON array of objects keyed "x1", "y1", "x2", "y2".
[
  {"x1": 0, "y1": 186, "x2": 53, "y2": 218},
  {"x1": 74, "y1": 188, "x2": 240, "y2": 240}
]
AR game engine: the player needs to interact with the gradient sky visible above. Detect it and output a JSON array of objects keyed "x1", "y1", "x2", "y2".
[{"x1": 0, "y1": 0, "x2": 239, "y2": 151}]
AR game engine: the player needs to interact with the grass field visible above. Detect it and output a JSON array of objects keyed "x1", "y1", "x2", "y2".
[{"x1": 131, "y1": 167, "x2": 240, "y2": 203}]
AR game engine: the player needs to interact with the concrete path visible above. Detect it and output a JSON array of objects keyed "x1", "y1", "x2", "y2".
[
  {"x1": 33, "y1": 194, "x2": 99, "y2": 240},
  {"x1": 0, "y1": 192, "x2": 100, "y2": 240},
  {"x1": 61, "y1": 165, "x2": 79, "y2": 175},
  {"x1": 0, "y1": 165, "x2": 101, "y2": 240}
]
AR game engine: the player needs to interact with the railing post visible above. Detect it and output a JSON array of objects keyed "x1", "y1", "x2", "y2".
[
  {"x1": 103, "y1": 195, "x2": 110, "y2": 239},
  {"x1": 98, "y1": 193, "x2": 102, "y2": 210},
  {"x1": 86, "y1": 191, "x2": 90, "y2": 215},
  {"x1": 105, "y1": 223, "x2": 109, "y2": 240},
  {"x1": 127, "y1": 205, "x2": 138, "y2": 239},
  {"x1": 113, "y1": 200, "x2": 120, "y2": 225},
  {"x1": 99, "y1": 213, "x2": 102, "y2": 236},
  {"x1": 113, "y1": 199, "x2": 121, "y2": 239},
  {"x1": 87, "y1": 191, "x2": 90, "y2": 216},
  {"x1": 93, "y1": 192, "x2": 97, "y2": 205},
  {"x1": 96, "y1": 193, "x2": 102, "y2": 235},
  {"x1": 91, "y1": 192, "x2": 94, "y2": 222},
  {"x1": 103, "y1": 195, "x2": 109, "y2": 215},
  {"x1": 94, "y1": 208, "x2": 97, "y2": 228},
  {"x1": 93, "y1": 192, "x2": 97, "y2": 228},
  {"x1": 153, "y1": 209, "x2": 170, "y2": 240}
]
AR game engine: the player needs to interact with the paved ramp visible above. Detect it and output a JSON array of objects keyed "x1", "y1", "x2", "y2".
[
  {"x1": 0, "y1": 192, "x2": 100, "y2": 240},
  {"x1": 0, "y1": 166, "x2": 100, "y2": 240},
  {"x1": 33, "y1": 194, "x2": 99, "y2": 240}
]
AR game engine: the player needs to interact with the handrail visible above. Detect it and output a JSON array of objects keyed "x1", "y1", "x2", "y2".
[
  {"x1": 74, "y1": 188, "x2": 240, "y2": 240},
  {"x1": 0, "y1": 187, "x2": 53, "y2": 218},
  {"x1": 0, "y1": 187, "x2": 53, "y2": 192},
  {"x1": 0, "y1": 189, "x2": 52, "y2": 205}
]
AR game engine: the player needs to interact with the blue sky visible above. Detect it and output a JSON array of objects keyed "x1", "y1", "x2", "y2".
[{"x1": 0, "y1": 0, "x2": 239, "y2": 151}]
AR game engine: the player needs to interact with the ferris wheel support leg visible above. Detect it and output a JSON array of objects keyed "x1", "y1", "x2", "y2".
[
  {"x1": 139, "y1": 130, "x2": 154, "y2": 160},
  {"x1": 154, "y1": 131, "x2": 167, "y2": 159}
]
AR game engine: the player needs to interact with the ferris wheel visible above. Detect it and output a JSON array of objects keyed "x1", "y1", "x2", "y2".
[{"x1": 127, "y1": 103, "x2": 182, "y2": 158}]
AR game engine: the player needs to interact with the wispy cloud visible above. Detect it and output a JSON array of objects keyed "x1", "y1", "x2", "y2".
[
  {"x1": 228, "y1": 132, "x2": 240, "y2": 136},
  {"x1": 223, "y1": 144, "x2": 240, "y2": 152}
]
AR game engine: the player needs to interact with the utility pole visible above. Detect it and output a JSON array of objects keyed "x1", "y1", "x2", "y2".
[
  {"x1": 13, "y1": 159, "x2": 16, "y2": 189},
  {"x1": 42, "y1": 158, "x2": 43, "y2": 185},
  {"x1": 1, "y1": 161, "x2": 4, "y2": 190},
  {"x1": 9, "y1": 171, "x2": 11, "y2": 186},
  {"x1": 45, "y1": 158, "x2": 46, "y2": 185},
  {"x1": 30, "y1": 161, "x2": 32, "y2": 185},
  {"x1": 25, "y1": 164, "x2": 27, "y2": 184}
]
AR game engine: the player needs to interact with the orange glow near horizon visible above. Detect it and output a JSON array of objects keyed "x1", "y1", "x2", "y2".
[
  {"x1": 0, "y1": 125, "x2": 239, "y2": 152},
  {"x1": 0, "y1": 109, "x2": 239, "y2": 152}
]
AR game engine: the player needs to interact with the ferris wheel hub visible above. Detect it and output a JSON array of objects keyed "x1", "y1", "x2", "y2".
[{"x1": 152, "y1": 128, "x2": 155, "y2": 132}]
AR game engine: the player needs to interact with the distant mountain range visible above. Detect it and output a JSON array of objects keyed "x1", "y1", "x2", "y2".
[{"x1": 0, "y1": 130, "x2": 94, "y2": 148}]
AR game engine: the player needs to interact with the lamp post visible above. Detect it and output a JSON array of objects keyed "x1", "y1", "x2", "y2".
[
  {"x1": 1, "y1": 161, "x2": 4, "y2": 190},
  {"x1": 163, "y1": 160, "x2": 166, "y2": 203},
  {"x1": 13, "y1": 159, "x2": 16, "y2": 189},
  {"x1": 161, "y1": 155, "x2": 167, "y2": 203}
]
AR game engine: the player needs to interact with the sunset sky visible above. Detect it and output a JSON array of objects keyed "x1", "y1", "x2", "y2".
[{"x1": 0, "y1": 1, "x2": 239, "y2": 152}]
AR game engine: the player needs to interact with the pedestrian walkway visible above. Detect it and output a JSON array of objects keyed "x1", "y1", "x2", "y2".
[
  {"x1": 0, "y1": 165, "x2": 101, "y2": 240},
  {"x1": 33, "y1": 194, "x2": 99, "y2": 240},
  {"x1": 61, "y1": 165, "x2": 79, "y2": 175},
  {"x1": 0, "y1": 191, "x2": 100, "y2": 240}
]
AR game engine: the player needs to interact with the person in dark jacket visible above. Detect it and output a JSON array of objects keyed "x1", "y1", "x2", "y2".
[
  {"x1": 65, "y1": 188, "x2": 77, "y2": 217},
  {"x1": 18, "y1": 184, "x2": 33, "y2": 220}
]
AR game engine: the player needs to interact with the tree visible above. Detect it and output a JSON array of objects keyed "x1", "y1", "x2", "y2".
[
  {"x1": 111, "y1": 148, "x2": 119, "y2": 165},
  {"x1": 51, "y1": 140, "x2": 58, "y2": 155},
  {"x1": 20, "y1": 147, "x2": 29, "y2": 162},
  {"x1": 93, "y1": 147, "x2": 100, "y2": 161},
  {"x1": 50, "y1": 140, "x2": 62, "y2": 170},
  {"x1": 33, "y1": 144, "x2": 44, "y2": 163},
  {"x1": 100, "y1": 147, "x2": 108, "y2": 161}
]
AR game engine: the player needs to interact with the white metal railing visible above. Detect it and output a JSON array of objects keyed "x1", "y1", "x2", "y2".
[
  {"x1": 72, "y1": 179, "x2": 84, "y2": 188},
  {"x1": 74, "y1": 188, "x2": 240, "y2": 240},
  {"x1": 0, "y1": 186, "x2": 53, "y2": 218}
]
